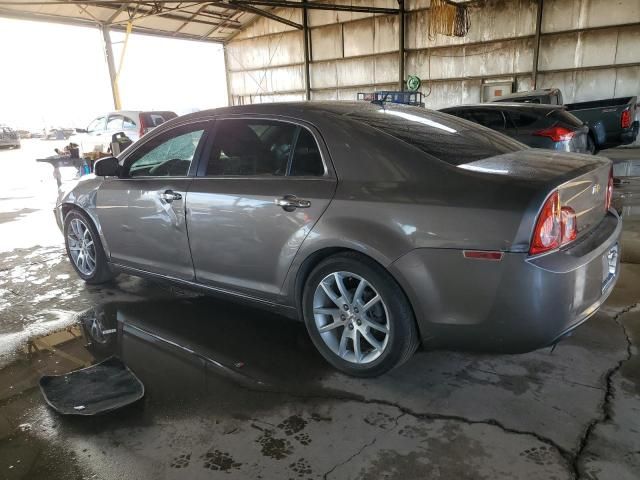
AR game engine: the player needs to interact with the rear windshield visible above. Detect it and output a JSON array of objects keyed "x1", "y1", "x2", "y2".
[
  {"x1": 141, "y1": 111, "x2": 177, "y2": 128},
  {"x1": 548, "y1": 109, "x2": 584, "y2": 128},
  {"x1": 346, "y1": 107, "x2": 526, "y2": 165}
]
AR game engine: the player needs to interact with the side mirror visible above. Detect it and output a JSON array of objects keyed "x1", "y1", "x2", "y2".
[
  {"x1": 75, "y1": 128, "x2": 88, "y2": 134},
  {"x1": 94, "y1": 156, "x2": 120, "y2": 177}
]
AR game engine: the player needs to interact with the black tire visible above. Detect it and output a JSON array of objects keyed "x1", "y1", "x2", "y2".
[
  {"x1": 587, "y1": 134, "x2": 597, "y2": 155},
  {"x1": 63, "y1": 209, "x2": 115, "y2": 284},
  {"x1": 302, "y1": 252, "x2": 419, "y2": 377}
]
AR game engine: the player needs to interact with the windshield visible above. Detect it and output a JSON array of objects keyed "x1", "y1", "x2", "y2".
[{"x1": 345, "y1": 106, "x2": 526, "y2": 165}]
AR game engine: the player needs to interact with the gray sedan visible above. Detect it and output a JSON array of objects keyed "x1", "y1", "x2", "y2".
[{"x1": 55, "y1": 102, "x2": 621, "y2": 376}]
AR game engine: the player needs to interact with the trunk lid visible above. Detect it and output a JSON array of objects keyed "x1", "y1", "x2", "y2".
[
  {"x1": 458, "y1": 148, "x2": 611, "y2": 241},
  {"x1": 558, "y1": 160, "x2": 611, "y2": 238}
]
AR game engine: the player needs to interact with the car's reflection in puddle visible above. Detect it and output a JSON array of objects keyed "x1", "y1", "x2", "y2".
[{"x1": 31, "y1": 298, "x2": 339, "y2": 418}]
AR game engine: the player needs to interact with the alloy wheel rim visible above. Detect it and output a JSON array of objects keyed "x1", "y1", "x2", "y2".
[
  {"x1": 67, "y1": 218, "x2": 97, "y2": 276},
  {"x1": 313, "y1": 271, "x2": 390, "y2": 364}
]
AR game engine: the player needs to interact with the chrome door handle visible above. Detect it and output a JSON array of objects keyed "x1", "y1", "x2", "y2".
[
  {"x1": 159, "y1": 190, "x2": 182, "y2": 203},
  {"x1": 275, "y1": 195, "x2": 311, "y2": 210}
]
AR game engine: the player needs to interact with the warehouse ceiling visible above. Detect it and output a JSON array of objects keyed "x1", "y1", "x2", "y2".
[{"x1": 0, "y1": 0, "x2": 402, "y2": 43}]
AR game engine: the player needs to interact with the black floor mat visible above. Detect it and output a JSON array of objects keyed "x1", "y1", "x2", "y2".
[{"x1": 39, "y1": 357, "x2": 144, "y2": 415}]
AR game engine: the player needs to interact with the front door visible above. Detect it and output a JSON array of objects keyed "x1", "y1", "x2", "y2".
[
  {"x1": 96, "y1": 120, "x2": 211, "y2": 280},
  {"x1": 187, "y1": 118, "x2": 336, "y2": 298}
]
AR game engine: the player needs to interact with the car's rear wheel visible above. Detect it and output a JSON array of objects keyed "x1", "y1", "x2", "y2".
[
  {"x1": 64, "y1": 210, "x2": 115, "y2": 284},
  {"x1": 587, "y1": 134, "x2": 596, "y2": 154},
  {"x1": 302, "y1": 252, "x2": 419, "y2": 377}
]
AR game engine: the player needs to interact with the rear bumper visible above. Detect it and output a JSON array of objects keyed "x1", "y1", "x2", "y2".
[
  {"x1": 390, "y1": 211, "x2": 622, "y2": 352},
  {"x1": 619, "y1": 121, "x2": 639, "y2": 145}
]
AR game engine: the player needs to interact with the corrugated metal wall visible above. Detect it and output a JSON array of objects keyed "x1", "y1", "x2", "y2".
[{"x1": 225, "y1": 0, "x2": 640, "y2": 108}]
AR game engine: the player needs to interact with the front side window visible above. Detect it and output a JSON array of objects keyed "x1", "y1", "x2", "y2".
[
  {"x1": 205, "y1": 120, "x2": 298, "y2": 176},
  {"x1": 87, "y1": 117, "x2": 105, "y2": 133},
  {"x1": 125, "y1": 123, "x2": 206, "y2": 178},
  {"x1": 106, "y1": 115, "x2": 124, "y2": 130}
]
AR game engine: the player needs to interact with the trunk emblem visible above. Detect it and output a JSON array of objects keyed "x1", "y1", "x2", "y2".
[{"x1": 592, "y1": 184, "x2": 601, "y2": 195}]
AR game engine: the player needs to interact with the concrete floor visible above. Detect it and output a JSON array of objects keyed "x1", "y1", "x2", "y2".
[{"x1": 1, "y1": 140, "x2": 640, "y2": 479}]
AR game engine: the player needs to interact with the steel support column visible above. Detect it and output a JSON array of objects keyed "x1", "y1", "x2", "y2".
[
  {"x1": 223, "y1": 44, "x2": 234, "y2": 106},
  {"x1": 398, "y1": 0, "x2": 405, "y2": 90},
  {"x1": 302, "y1": 0, "x2": 311, "y2": 100},
  {"x1": 100, "y1": 24, "x2": 120, "y2": 109},
  {"x1": 532, "y1": 0, "x2": 543, "y2": 89}
]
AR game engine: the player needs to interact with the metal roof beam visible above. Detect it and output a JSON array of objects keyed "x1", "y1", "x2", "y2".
[
  {"x1": 0, "y1": 1, "x2": 399, "y2": 14},
  {"x1": 0, "y1": 6, "x2": 225, "y2": 42},
  {"x1": 229, "y1": 0, "x2": 399, "y2": 14},
  {"x1": 229, "y1": 2, "x2": 301, "y2": 29}
]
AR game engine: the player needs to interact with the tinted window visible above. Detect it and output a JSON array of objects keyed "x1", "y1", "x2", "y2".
[
  {"x1": 507, "y1": 110, "x2": 540, "y2": 128},
  {"x1": 549, "y1": 109, "x2": 583, "y2": 128},
  {"x1": 347, "y1": 107, "x2": 524, "y2": 165},
  {"x1": 290, "y1": 128, "x2": 324, "y2": 176},
  {"x1": 126, "y1": 123, "x2": 206, "y2": 178},
  {"x1": 466, "y1": 110, "x2": 506, "y2": 130},
  {"x1": 206, "y1": 120, "x2": 297, "y2": 176}
]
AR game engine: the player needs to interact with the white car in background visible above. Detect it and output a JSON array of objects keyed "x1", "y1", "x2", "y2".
[
  {"x1": 70, "y1": 110, "x2": 177, "y2": 154},
  {"x1": 0, "y1": 125, "x2": 21, "y2": 148}
]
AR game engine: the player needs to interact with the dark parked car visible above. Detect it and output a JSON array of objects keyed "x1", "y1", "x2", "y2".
[
  {"x1": 0, "y1": 125, "x2": 20, "y2": 149},
  {"x1": 55, "y1": 102, "x2": 621, "y2": 376},
  {"x1": 492, "y1": 88, "x2": 639, "y2": 150},
  {"x1": 440, "y1": 103, "x2": 592, "y2": 153}
]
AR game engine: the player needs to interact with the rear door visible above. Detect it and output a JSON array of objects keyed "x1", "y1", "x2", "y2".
[
  {"x1": 186, "y1": 117, "x2": 337, "y2": 299},
  {"x1": 97, "y1": 119, "x2": 211, "y2": 279}
]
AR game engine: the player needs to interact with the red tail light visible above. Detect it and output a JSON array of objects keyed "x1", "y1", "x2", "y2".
[
  {"x1": 530, "y1": 191, "x2": 580, "y2": 255},
  {"x1": 530, "y1": 192, "x2": 561, "y2": 255},
  {"x1": 606, "y1": 167, "x2": 613, "y2": 211},
  {"x1": 621, "y1": 109, "x2": 632, "y2": 129},
  {"x1": 533, "y1": 126, "x2": 576, "y2": 142},
  {"x1": 561, "y1": 207, "x2": 577, "y2": 244}
]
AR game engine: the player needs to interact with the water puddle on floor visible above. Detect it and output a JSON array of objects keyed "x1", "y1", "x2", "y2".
[{"x1": 0, "y1": 297, "x2": 343, "y2": 478}]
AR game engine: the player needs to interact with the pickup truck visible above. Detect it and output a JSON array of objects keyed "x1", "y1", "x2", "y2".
[{"x1": 492, "y1": 88, "x2": 639, "y2": 151}]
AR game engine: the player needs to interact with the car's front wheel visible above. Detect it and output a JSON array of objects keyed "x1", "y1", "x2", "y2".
[
  {"x1": 64, "y1": 210, "x2": 115, "y2": 284},
  {"x1": 302, "y1": 252, "x2": 419, "y2": 377}
]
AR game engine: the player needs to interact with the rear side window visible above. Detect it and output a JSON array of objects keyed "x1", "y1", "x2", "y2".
[
  {"x1": 507, "y1": 110, "x2": 540, "y2": 128},
  {"x1": 206, "y1": 120, "x2": 297, "y2": 176},
  {"x1": 465, "y1": 109, "x2": 507, "y2": 130},
  {"x1": 347, "y1": 107, "x2": 524, "y2": 165},
  {"x1": 549, "y1": 109, "x2": 584, "y2": 128},
  {"x1": 290, "y1": 129, "x2": 324, "y2": 176}
]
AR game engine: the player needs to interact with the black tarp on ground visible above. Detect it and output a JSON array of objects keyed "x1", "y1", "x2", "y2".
[{"x1": 40, "y1": 357, "x2": 144, "y2": 415}]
